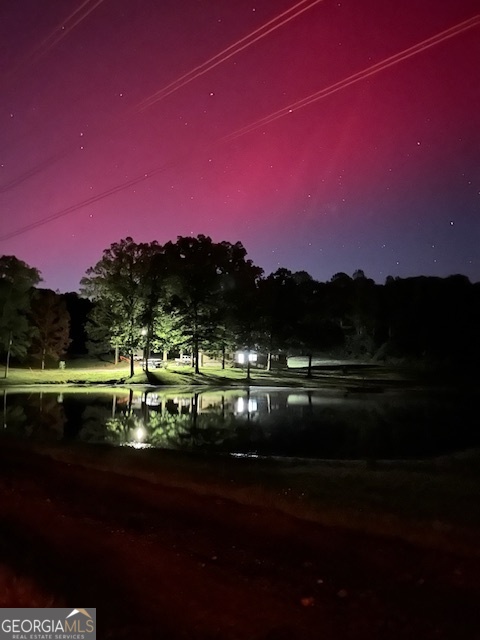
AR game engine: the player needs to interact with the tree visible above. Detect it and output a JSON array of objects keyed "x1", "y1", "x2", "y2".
[
  {"x1": 163, "y1": 235, "x2": 262, "y2": 374},
  {"x1": 229, "y1": 274, "x2": 262, "y2": 381},
  {"x1": 84, "y1": 300, "x2": 123, "y2": 362},
  {"x1": 215, "y1": 244, "x2": 264, "y2": 376},
  {"x1": 293, "y1": 278, "x2": 325, "y2": 377},
  {"x1": 148, "y1": 309, "x2": 186, "y2": 364},
  {"x1": 62, "y1": 292, "x2": 93, "y2": 355},
  {"x1": 136, "y1": 241, "x2": 173, "y2": 373},
  {"x1": 256, "y1": 269, "x2": 306, "y2": 370},
  {"x1": 0, "y1": 255, "x2": 41, "y2": 378},
  {"x1": 381, "y1": 275, "x2": 479, "y2": 364},
  {"x1": 348, "y1": 272, "x2": 379, "y2": 357},
  {"x1": 81, "y1": 238, "x2": 148, "y2": 377},
  {"x1": 29, "y1": 289, "x2": 71, "y2": 369}
]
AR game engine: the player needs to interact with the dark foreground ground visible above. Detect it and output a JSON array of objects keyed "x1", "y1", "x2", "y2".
[{"x1": 0, "y1": 442, "x2": 479, "y2": 640}]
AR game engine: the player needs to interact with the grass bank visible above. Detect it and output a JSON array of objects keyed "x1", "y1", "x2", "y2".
[
  {"x1": 0, "y1": 360, "x2": 419, "y2": 390},
  {"x1": 12, "y1": 439, "x2": 480, "y2": 559}
]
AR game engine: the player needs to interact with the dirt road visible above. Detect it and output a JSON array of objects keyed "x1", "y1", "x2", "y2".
[{"x1": 0, "y1": 443, "x2": 479, "y2": 639}]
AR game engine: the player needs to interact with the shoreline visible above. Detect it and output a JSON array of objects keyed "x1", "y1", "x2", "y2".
[
  {"x1": 3, "y1": 436, "x2": 479, "y2": 559},
  {"x1": 2, "y1": 365, "x2": 479, "y2": 561},
  {"x1": 2, "y1": 438, "x2": 479, "y2": 637},
  {"x1": 2, "y1": 360, "x2": 477, "y2": 391}
]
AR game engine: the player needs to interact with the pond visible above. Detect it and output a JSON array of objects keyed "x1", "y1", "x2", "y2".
[{"x1": 1, "y1": 387, "x2": 478, "y2": 460}]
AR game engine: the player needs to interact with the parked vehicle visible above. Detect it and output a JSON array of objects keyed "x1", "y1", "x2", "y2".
[{"x1": 145, "y1": 358, "x2": 163, "y2": 369}]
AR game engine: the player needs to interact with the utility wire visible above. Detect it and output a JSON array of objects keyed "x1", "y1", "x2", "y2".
[{"x1": 1, "y1": 14, "x2": 478, "y2": 242}]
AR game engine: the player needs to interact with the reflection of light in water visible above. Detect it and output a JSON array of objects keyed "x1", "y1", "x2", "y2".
[
  {"x1": 57, "y1": 393, "x2": 63, "y2": 404},
  {"x1": 134, "y1": 426, "x2": 146, "y2": 442},
  {"x1": 173, "y1": 397, "x2": 191, "y2": 408},
  {"x1": 121, "y1": 442, "x2": 153, "y2": 450},
  {"x1": 230, "y1": 452, "x2": 259, "y2": 458},
  {"x1": 236, "y1": 397, "x2": 258, "y2": 413},
  {"x1": 287, "y1": 394, "x2": 346, "y2": 406},
  {"x1": 145, "y1": 393, "x2": 161, "y2": 406}
]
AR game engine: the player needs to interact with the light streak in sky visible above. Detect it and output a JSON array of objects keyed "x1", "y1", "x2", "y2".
[
  {"x1": 0, "y1": 150, "x2": 72, "y2": 194},
  {"x1": 0, "y1": 171, "x2": 165, "y2": 242},
  {"x1": 4, "y1": 0, "x2": 107, "y2": 81},
  {"x1": 223, "y1": 15, "x2": 480, "y2": 142},
  {"x1": 0, "y1": 0, "x2": 323, "y2": 194},
  {"x1": 30, "y1": 0, "x2": 107, "y2": 62},
  {"x1": 0, "y1": 14, "x2": 478, "y2": 242},
  {"x1": 133, "y1": 0, "x2": 325, "y2": 113}
]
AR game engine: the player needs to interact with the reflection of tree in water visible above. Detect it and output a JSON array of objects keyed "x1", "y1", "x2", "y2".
[
  {"x1": 104, "y1": 415, "x2": 143, "y2": 445},
  {"x1": 2, "y1": 391, "x2": 27, "y2": 435},
  {"x1": 3, "y1": 389, "x2": 478, "y2": 459},
  {"x1": 22, "y1": 393, "x2": 65, "y2": 441},
  {"x1": 144, "y1": 390, "x2": 303, "y2": 454},
  {"x1": 101, "y1": 408, "x2": 228, "y2": 450},
  {"x1": 89, "y1": 391, "x2": 143, "y2": 445},
  {"x1": 144, "y1": 391, "x2": 269, "y2": 452},
  {"x1": 69, "y1": 392, "x2": 135, "y2": 444},
  {"x1": 147, "y1": 411, "x2": 193, "y2": 449},
  {"x1": 77, "y1": 404, "x2": 117, "y2": 443},
  {"x1": 359, "y1": 394, "x2": 478, "y2": 459},
  {"x1": 234, "y1": 402, "x2": 388, "y2": 459}
]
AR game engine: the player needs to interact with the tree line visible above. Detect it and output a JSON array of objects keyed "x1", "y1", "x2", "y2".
[{"x1": 1, "y1": 236, "x2": 480, "y2": 377}]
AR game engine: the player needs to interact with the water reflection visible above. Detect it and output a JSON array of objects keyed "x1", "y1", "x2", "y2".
[{"x1": 1, "y1": 387, "x2": 478, "y2": 460}]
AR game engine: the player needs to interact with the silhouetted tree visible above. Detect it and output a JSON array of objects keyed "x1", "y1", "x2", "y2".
[
  {"x1": 256, "y1": 269, "x2": 307, "y2": 370},
  {"x1": 0, "y1": 255, "x2": 41, "y2": 377},
  {"x1": 29, "y1": 289, "x2": 71, "y2": 369},
  {"x1": 63, "y1": 292, "x2": 93, "y2": 355},
  {"x1": 163, "y1": 235, "x2": 262, "y2": 373}
]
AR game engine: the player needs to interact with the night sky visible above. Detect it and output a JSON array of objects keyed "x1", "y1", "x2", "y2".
[{"x1": 1, "y1": 0, "x2": 479, "y2": 292}]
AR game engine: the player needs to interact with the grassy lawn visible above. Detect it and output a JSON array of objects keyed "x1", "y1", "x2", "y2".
[
  {"x1": 0, "y1": 359, "x2": 415, "y2": 389},
  {"x1": 0, "y1": 363, "x2": 130, "y2": 386},
  {"x1": 0, "y1": 362, "x2": 267, "y2": 386}
]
